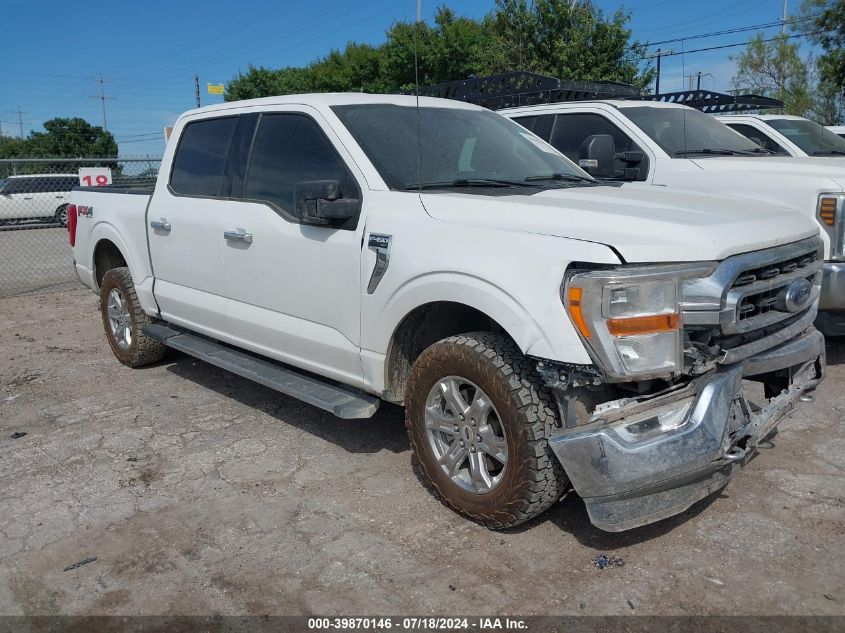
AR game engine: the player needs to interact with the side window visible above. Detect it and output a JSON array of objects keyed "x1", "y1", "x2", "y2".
[
  {"x1": 244, "y1": 113, "x2": 357, "y2": 217},
  {"x1": 512, "y1": 116, "x2": 537, "y2": 132},
  {"x1": 550, "y1": 113, "x2": 649, "y2": 181},
  {"x1": 170, "y1": 116, "x2": 239, "y2": 197},
  {"x1": 726, "y1": 123, "x2": 788, "y2": 155}
]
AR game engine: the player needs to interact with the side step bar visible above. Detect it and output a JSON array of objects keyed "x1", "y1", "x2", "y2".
[{"x1": 143, "y1": 324, "x2": 380, "y2": 419}]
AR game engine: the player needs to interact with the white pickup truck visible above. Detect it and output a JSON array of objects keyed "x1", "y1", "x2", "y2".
[
  {"x1": 717, "y1": 114, "x2": 845, "y2": 159},
  {"x1": 502, "y1": 101, "x2": 845, "y2": 336},
  {"x1": 69, "y1": 94, "x2": 825, "y2": 532}
]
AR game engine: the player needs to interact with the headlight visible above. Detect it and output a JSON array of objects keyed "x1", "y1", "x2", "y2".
[
  {"x1": 564, "y1": 263, "x2": 714, "y2": 380},
  {"x1": 817, "y1": 194, "x2": 844, "y2": 260}
]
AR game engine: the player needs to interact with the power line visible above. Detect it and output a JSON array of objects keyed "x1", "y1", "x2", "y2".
[
  {"x1": 640, "y1": 29, "x2": 829, "y2": 60},
  {"x1": 646, "y1": 14, "x2": 818, "y2": 47}
]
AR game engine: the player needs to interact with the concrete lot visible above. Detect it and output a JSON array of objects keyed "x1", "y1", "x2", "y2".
[{"x1": 0, "y1": 286, "x2": 843, "y2": 616}]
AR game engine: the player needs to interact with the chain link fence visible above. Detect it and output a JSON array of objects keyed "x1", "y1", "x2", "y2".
[{"x1": 0, "y1": 157, "x2": 161, "y2": 297}]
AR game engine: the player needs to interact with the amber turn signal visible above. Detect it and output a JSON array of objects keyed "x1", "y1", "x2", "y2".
[
  {"x1": 566, "y1": 287, "x2": 592, "y2": 338},
  {"x1": 607, "y1": 313, "x2": 679, "y2": 337},
  {"x1": 819, "y1": 198, "x2": 838, "y2": 226}
]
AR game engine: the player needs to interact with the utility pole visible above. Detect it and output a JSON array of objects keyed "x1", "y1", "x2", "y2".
[
  {"x1": 782, "y1": 0, "x2": 788, "y2": 33},
  {"x1": 647, "y1": 49, "x2": 674, "y2": 95},
  {"x1": 417, "y1": 0, "x2": 421, "y2": 21},
  {"x1": 9, "y1": 106, "x2": 26, "y2": 138},
  {"x1": 194, "y1": 74, "x2": 201, "y2": 109},
  {"x1": 89, "y1": 75, "x2": 115, "y2": 131}
]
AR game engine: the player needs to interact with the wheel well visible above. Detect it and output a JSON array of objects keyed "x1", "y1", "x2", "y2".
[
  {"x1": 384, "y1": 302, "x2": 507, "y2": 403},
  {"x1": 93, "y1": 239, "x2": 127, "y2": 287}
]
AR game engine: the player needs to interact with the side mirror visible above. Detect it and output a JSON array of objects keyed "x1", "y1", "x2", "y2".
[
  {"x1": 748, "y1": 136, "x2": 764, "y2": 148},
  {"x1": 578, "y1": 134, "x2": 617, "y2": 179},
  {"x1": 294, "y1": 180, "x2": 358, "y2": 226}
]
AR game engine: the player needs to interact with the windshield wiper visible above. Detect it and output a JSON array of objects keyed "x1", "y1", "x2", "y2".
[
  {"x1": 811, "y1": 150, "x2": 845, "y2": 156},
  {"x1": 673, "y1": 148, "x2": 753, "y2": 156},
  {"x1": 524, "y1": 172, "x2": 597, "y2": 184},
  {"x1": 404, "y1": 178, "x2": 537, "y2": 190}
]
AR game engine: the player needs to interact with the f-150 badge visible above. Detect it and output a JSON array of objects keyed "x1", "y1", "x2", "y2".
[{"x1": 367, "y1": 234, "x2": 391, "y2": 294}]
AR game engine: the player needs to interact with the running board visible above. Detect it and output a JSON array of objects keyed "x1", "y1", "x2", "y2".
[{"x1": 143, "y1": 324, "x2": 380, "y2": 419}]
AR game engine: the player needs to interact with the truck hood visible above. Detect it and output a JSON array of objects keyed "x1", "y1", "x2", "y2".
[
  {"x1": 420, "y1": 185, "x2": 819, "y2": 263},
  {"x1": 689, "y1": 156, "x2": 845, "y2": 188}
]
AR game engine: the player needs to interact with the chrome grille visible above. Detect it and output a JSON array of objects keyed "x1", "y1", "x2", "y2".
[
  {"x1": 733, "y1": 251, "x2": 819, "y2": 322},
  {"x1": 681, "y1": 236, "x2": 824, "y2": 361}
]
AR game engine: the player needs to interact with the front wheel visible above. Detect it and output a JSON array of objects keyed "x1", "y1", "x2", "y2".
[{"x1": 405, "y1": 332, "x2": 568, "y2": 529}]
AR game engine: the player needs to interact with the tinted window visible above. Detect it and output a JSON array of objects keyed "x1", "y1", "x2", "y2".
[
  {"x1": 622, "y1": 106, "x2": 762, "y2": 156},
  {"x1": 244, "y1": 114, "x2": 356, "y2": 215},
  {"x1": 170, "y1": 117, "x2": 238, "y2": 196},
  {"x1": 550, "y1": 113, "x2": 638, "y2": 161},
  {"x1": 3, "y1": 178, "x2": 32, "y2": 194},
  {"x1": 548, "y1": 113, "x2": 648, "y2": 181},
  {"x1": 725, "y1": 123, "x2": 788, "y2": 155},
  {"x1": 765, "y1": 118, "x2": 845, "y2": 156},
  {"x1": 333, "y1": 104, "x2": 586, "y2": 190},
  {"x1": 513, "y1": 116, "x2": 537, "y2": 132}
]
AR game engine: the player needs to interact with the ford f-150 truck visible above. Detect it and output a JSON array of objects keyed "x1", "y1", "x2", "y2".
[
  {"x1": 69, "y1": 94, "x2": 825, "y2": 532},
  {"x1": 501, "y1": 101, "x2": 845, "y2": 336}
]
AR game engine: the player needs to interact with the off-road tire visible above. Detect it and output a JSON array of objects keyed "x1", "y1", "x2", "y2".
[
  {"x1": 405, "y1": 332, "x2": 569, "y2": 529},
  {"x1": 99, "y1": 267, "x2": 166, "y2": 367}
]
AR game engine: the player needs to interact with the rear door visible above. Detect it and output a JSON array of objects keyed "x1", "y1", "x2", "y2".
[
  {"x1": 218, "y1": 108, "x2": 366, "y2": 386},
  {"x1": 148, "y1": 115, "x2": 239, "y2": 337}
]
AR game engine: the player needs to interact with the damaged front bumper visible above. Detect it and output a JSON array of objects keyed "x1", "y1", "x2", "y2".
[{"x1": 548, "y1": 327, "x2": 825, "y2": 532}]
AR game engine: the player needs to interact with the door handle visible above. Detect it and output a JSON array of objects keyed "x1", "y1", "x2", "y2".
[
  {"x1": 224, "y1": 228, "x2": 253, "y2": 244},
  {"x1": 23, "y1": 195, "x2": 34, "y2": 200},
  {"x1": 150, "y1": 218, "x2": 171, "y2": 232}
]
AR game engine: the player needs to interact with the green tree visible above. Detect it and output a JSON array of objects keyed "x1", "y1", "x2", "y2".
[
  {"x1": 224, "y1": 1, "x2": 651, "y2": 100},
  {"x1": 731, "y1": 23, "x2": 843, "y2": 124},
  {"x1": 482, "y1": 0, "x2": 652, "y2": 87},
  {"x1": 25, "y1": 117, "x2": 117, "y2": 158},
  {"x1": 801, "y1": 0, "x2": 845, "y2": 91}
]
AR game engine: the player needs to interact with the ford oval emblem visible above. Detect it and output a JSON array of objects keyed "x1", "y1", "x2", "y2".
[{"x1": 783, "y1": 278, "x2": 813, "y2": 313}]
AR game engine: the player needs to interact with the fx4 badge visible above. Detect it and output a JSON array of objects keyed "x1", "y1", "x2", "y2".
[
  {"x1": 367, "y1": 233, "x2": 391, "y2": 294},
  {"x1": 77, "y1": 205, "x2": 93, "y2": 218}
]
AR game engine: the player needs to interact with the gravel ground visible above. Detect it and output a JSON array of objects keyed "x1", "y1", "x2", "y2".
[{"x1": 0, "y1": 286, "x2": 842, "y2": 616}]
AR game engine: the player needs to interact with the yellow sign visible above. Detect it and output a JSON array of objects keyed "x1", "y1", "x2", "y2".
[{"x1": 207, "y1": 83, "x2": 225, "y2": 95}]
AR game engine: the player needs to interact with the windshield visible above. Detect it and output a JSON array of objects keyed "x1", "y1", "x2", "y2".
[
  {"x1": 331, "y1": 104, "x2": 590, "y2": 190},
  {"x1": 765, "y1": 118, "x2": 845, "y2": 156},
  {"x1": 622, "y1": 106, "x2": 763, "y2": 156}
]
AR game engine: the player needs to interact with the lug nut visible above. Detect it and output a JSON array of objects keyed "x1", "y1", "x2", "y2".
[
  {"x1": 477, "y1": 435, "x2": 482, "y2": 442},
  {"x1": 471, "y1": 419, "x2": 476, "y2": 426},
  {"x1": 459, "y1": 414, "x2": 465, "y2": 421},
  {"x1": 459, "y1": 440, "x2": 465, "y2": 447},
  {"x1": 470, "y1": 447, "x2": 476, "y2": 453}
]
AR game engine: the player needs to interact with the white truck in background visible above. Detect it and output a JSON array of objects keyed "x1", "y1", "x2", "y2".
[
  {"x1": 502, "y1": 100, "x2": 845, "y2": 336},
  {"x1": 69, "y1": 93, "x2": 825, "y2": 532},
  {"x1": 717, "y1": 114, "x2": 845, "y2": 159}
]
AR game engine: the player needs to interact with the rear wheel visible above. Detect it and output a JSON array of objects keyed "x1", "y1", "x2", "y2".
[
  {"x1": 99, "y1": 267, "x2": 166, "y2": 367},
  {"x1": 405, "y1": 332, "x2": 568, "y2": 529},
  {"x1": 54, "y1": 204, "x2": 69, "y2": 227}
]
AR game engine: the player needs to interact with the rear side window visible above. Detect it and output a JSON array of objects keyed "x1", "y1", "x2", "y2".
[
  {"x1": 244, "y1": 113, "x2": 356, "y2": 215},
  {"x1": 3, "y1": 178, "x2": 33, "y2": 194},
  {"x1": 170, "y1": 117, "x2": 238, "y2": 197},
  {"x1": 726, "y1": 123, "x2": 788, "y2": 155}
]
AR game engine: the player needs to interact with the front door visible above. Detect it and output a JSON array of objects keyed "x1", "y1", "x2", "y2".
[{"x1": 219, "y1": 110, "x2": 366, "y2": 387}]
